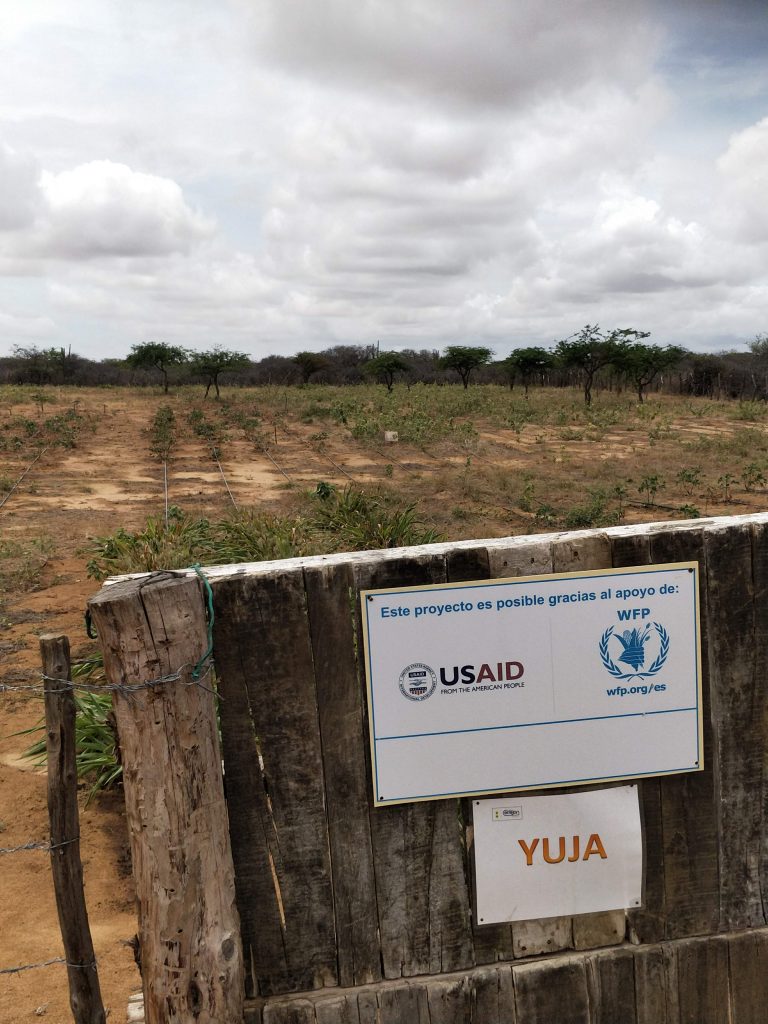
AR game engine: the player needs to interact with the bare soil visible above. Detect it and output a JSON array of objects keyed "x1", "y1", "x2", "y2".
[{"x1": 1, "y1": 385, "x2": 766, "y2": 1022}]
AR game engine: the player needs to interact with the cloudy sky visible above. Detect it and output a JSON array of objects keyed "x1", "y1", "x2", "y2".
[{"x1": 1, "y1": 0, "x2": 767, "y2": 360}]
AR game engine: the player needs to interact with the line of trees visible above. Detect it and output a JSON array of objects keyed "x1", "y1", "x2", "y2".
[{"x1": 2, "y1": 331, "x2": 768, "y2": 402}]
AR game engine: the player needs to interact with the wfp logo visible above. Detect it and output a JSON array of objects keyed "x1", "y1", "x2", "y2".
[
  {"x1": 399, "y1": 663, "x2": 437, "y2": 701},
  {"x1": 599, "y1": 623, "x2": 670, "y2": 680}
]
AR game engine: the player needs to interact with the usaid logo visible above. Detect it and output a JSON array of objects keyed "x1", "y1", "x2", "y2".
[{"x1": 398, "y1": 663, "x2": 437, "y2": 701}]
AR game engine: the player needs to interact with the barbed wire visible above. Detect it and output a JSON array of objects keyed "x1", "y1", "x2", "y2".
[
  {"x1": 0, "y1": 957, "x2": 97, "y2": 976},
  {"x1": 0, "y1": 836, "x2": 79, "y2": 856},
  {"x1": 0, "y1": 658, "x2": 217, "y2": 699}
]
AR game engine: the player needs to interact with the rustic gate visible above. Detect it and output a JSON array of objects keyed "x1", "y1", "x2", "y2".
[{"x1": 90, "y1": 514, "x2": 768, "y2": 1023}]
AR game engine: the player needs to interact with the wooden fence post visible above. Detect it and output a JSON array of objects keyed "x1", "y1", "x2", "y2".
[
  {"x1": 40, "y1": 633, "x2": 106, "y2": 1024},
  {"x1": 87, "y1": 574, "x2": 244, "y2": 1024}
]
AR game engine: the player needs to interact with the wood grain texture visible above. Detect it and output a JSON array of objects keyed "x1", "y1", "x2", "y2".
[
  {"x1": 727, "y1": 929, "x2": 768, "y2": 1024},
  {"x1": 41, "y1": 635, "x2": 106, "y2": 1024},
  {"x1": 426, "y1": 976, "x2": 472, "y2": 1024},
  {"x1": 88, "y1": 575, "x2": 243, "y2": 1024},
  {"x1": 749, "y1": 520, "x2": 768, "y2": 928},
  {"x1": 649, "y1": 528, "x2": 719, "y2": 939},
  {"x1": 304, "y1": 561, "x2": 381, "y2": 987},
  {"x1": 632, "y1": 946, "x2": 677, "y2": 1024},
  {"x1": 354, "y1": 551, "x2": 474, "y2": 980},
  {"x1": 513, "y1": 959, "x2": 591, "y2": 1024},
  {"x1": 586, "y1": 948, "x2": 637, "y2": 1024},
  {"x1": 705, "y1": 524, "x2": 764, "y2": 930},
  {"x1": 213, "y1": 571, "x2": 337, "y2": 996},
  {"x1": 674, "y1": 935, "x2": 729, "y2": 1024},
  {"x1": 470, "y1": 965, "x2": 516, "y2": 1023},
  {"x1": 553, "y1": 534, "x2": 625, "y2": 952}
]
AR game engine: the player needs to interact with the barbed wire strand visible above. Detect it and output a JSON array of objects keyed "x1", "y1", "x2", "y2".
[
  {"x1": 0, "y1": 957, "x2": 97, "y2": 976},
  {"x1": 0, "y1": 836, "x2": 79, "y2": 856}
]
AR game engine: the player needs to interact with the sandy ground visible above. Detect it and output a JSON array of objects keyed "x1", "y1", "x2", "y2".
[{"x1": 1, "y1": 385, "x2": 766, "y2": 1023}]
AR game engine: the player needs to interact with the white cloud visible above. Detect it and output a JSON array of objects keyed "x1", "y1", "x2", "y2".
[
  {"x1": 35, "y1": 160, "x2": 215, "y2": 258},
  {"x1": 0, "y1": 144, "x2": 40, "y2": 230}
]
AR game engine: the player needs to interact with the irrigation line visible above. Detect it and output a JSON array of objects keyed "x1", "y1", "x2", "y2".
[
  {"x1": 163, "y1": 461, "x2": 169, "y2": 525},
  {"x1": 254, "y1": 441, "x2": 292, "y2": 482},
  {"x1": 280, "y1": 423, "x2": 357, "y2": 483},
  {"x1": 0, "y1": 446, "x2": 50, "y2": 511},
  {"x1": 212, "y1": 450, "x2": 238, "y2": 509}
]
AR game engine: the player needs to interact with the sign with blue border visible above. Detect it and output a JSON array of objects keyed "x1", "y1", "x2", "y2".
[{"x1": 361, "y1": 562, "x2": 703, "y2": 806}]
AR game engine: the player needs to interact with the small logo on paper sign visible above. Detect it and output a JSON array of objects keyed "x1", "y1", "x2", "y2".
[
  {"x1": 399, "y1": 663, "x2": 437, "y2": 701},
  {"x1": 493, "y1": 806, "x2": 523, "y2": 821},
  {"x1": 599, "y1": 623, "x2": 670, "y2": 680}
]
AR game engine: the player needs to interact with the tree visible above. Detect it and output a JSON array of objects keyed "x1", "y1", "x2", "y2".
[
  {"x1": 363, "y1": 351, "x2": 410, "y2": 392},
  {"x1": 190, "y1": 347, "x2": 250, "y2": 398},
  {"x1": 126, "y1": 342, "x2": 188, "y2": 394},
  {"x1": 615, "y1": 343, "x2": 686, "y2": 403},
  {"x1": 293, "y1": 351, "x2": 328, "y2": 384},
  {"x1": 501, "y1": 347, "x2": 554, "y2": 396},
  {"x1": 441, "y1": 345, "x2": 493, "y2": 388},
  {"x1": 556, "y1": 326, "x2": 649, "y2": 406}
]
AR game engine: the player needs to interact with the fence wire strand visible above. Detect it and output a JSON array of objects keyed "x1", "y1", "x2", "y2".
[
  {"x1": 0, "y1": 836, "x2": 79, "y2": 856},
  {"x1": 0, "y1": 957, "x2": 97, "y2": 976}
]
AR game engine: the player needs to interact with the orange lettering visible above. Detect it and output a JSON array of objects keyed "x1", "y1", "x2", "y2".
[
  {"x1": 568, "y1": 835, "x2": 580, "y2": 862},
  {"x1": 583, "y1": 833, "x2": 607, "y2": 860},
  {"x1": 543, "y1": 836, "x2": 566, "y2": 864},
  {"x1": 518, "y1": 838, "x2": 539, "y2": 866}
]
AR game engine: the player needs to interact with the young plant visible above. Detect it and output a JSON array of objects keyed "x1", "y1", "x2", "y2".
[{"x1": 638, "y1": 475, "x2": 663, "y2": 506}]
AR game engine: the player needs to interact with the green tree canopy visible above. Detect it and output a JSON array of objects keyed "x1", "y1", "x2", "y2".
[
  {"x1": 126, "y1": 342, "x2": 188, "y2": 393},
  {"x1": 190, "y1": 347, "x2": 250, "y2": 398},
  {"x1": 293, "y1": 351, "x2": 329, "y2": 384},
  {"x1": 501, "y1": 347, "x2": 555, "y2": 395},
  {"x1": 363, "y1": 351, "x2": 410, "y2": 392},
  {"x1": 441, "y1": 345, "x2": 493, "y2": 388},
  {"x1": 556, "y1": 326, "x2": 649, "y2": 406},
  {"x1": 614, "y1": 343, "x2": 686, "y2": 403}
]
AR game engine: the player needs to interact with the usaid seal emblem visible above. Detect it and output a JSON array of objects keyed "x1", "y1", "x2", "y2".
[
  {"x1": 599, "y1": 623, "x2": 670, "y2": 680},
  {"x1": 399, "y1": 663, "x2": 437, "y2": 701}
]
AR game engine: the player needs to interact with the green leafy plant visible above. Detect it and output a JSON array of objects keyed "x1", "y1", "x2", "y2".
[
  {"x1": 741, "y1": 463, "x2": 766, "y2": 492},
  {"x1": 717, "y1": 473, "x2": 736, "y2": 502},
  {"x1": 638, "y1": 474, "x2": 663, "y2": 506},
  {"x1": 676, "y1": 467, "x2": 702, "y2": 496}
]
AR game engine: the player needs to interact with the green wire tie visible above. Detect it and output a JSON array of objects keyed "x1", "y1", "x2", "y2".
[{"x1": 190, "y1": 563, "x2": 215, "y2": 680}]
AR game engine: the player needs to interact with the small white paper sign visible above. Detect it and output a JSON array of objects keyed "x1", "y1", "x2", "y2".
[{"x1": 473, "y1": 786, "x2": 643, "y2": 924}]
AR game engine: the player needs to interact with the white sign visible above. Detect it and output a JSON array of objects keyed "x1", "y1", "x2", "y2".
[
  {"x1": 473, "y1": 786, "x2": 643, "y2": 923},
  {"x1": 361, "y1": 563, "x2": 702, "y2": 805}
]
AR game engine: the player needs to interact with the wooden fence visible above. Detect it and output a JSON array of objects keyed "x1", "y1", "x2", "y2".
[{"x1": 91, "y1": 513, "x2": 768, "y2": 1023}]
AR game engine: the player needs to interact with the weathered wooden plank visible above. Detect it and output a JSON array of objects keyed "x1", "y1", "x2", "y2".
[
  {"x1": 705, "y1": 524, "x2": 764, "y2": 930},
  {"x1": 487, "y1": 538, "x2": 552, "y2": 580},
  {"x1": 375, "y1": 982, "x2": 431, "y2": 1024},
  {"x1": 513, "y1": 959, "x2": 590, "y2": 1024},
  {"x1": 470, "y1": 965, "x2": 516, "y2": 1023},
  {"x1": 610, "y1": 531, "x2": 666, "y2": 945},
  {"x1": 586, "y1": 948, "x2": 637, "y2": 1024},
  {"x1": 425, "y1": 976, "x2": 472, "y2": 1024},
  {"x1": 553, "y1": 533, "x2": 625, "y2": 951},
  {"x1": 313, "y1": 994, "x2": 361, "y2": 1024},
  {"x1": 262, "y1": 1001, "x2": 316, "y2": 1024},
  {"x1": 88, "y1": 575, "x2": 244, "y2": 1024},
  {"x1": 304, "y1": 561, "x2": 381, "y2": 987},
  {"x1": 41, "y1": 635, "x2": 106, "y2": 1024},
  {"x1": 213, "y1": 571, "x2": 337, "y2": 996},
  {"x1": 632, "y1": 945, "x2": 677, "y2": 1024},
  {"x1": 354, "y1": 552, "x2": 475, "y2": 980},
  {"x1": 445, "y1": 545, "x2": 490, "y2": 583},
  {"x1": 728, "y1": 929, "x2": 768, "y2": 1024},
  {"x1": 649, "y1": 528, "x2": 718, "y2": 939},
  {"x1": 511, "y1": 918, "x2": 573, "y2": 959},
  {"x1": 749, "y1": 521, "x2": 768, "y2": 928},
  {"x1": 674, "y1": 935, "x2": 729, "y2": 1024}
]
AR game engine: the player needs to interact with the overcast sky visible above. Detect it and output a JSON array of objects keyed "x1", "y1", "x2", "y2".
[{"x1": 1, "y1": 0, "x2": 767, "y2": 361}]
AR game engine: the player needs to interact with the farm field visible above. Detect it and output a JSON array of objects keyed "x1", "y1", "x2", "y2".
[{"x1": 2, "y1": 382, "x2": 768, "y2": 1020}]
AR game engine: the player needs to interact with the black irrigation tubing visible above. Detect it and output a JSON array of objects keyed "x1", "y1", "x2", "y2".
[
  {"x1": 253, "y1": 438, "x2": 292, "y2": 482},
  {"x1": 280, "y1": 423, "x2": 357, "y2": 483},
  {"x1": 0, "y1": 446, "x2": 50, "y2": 510},
  {"x1": 211, "y1": 449, "x2": 238, "y2": 509}
]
